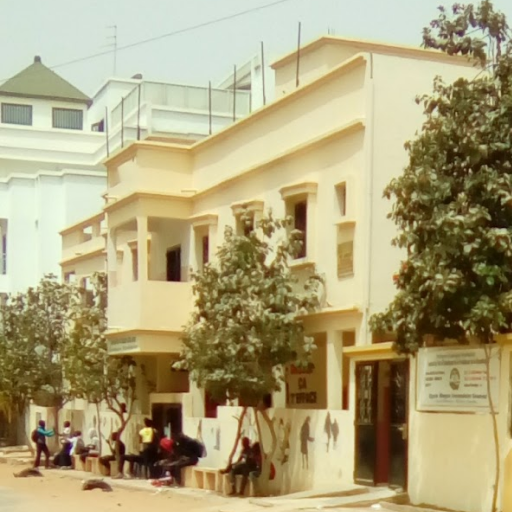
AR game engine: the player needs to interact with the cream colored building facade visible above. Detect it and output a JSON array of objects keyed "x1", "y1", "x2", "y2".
[{"x1": 57, "y1": 36, "x2": 512, "y2": 512}]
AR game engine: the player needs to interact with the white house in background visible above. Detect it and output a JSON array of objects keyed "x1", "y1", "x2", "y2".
[
  {"x1": 217, "y1": 54, "x2": 272, "y2": 110},
  {"x1": 0, "y1": 56, "x2": 254, "y2": 297}
]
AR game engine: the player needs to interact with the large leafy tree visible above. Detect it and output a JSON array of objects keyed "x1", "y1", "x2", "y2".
[
  {"x1": 371, "y1": 3, "x2": 512, "y2": 511},
  {"x1": 179, "y1": 211, "x2": 322, "y2": 491},
  {"x1": 0, "y1": 276, "x2": 71, "y2": 416},
  {"x1": 63, "y1": 272, "x2": 138, "y2": 446}
]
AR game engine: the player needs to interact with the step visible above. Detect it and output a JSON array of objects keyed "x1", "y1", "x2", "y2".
[{"x1": 270, "y1": 484, "x2": 368, "y2": 500}]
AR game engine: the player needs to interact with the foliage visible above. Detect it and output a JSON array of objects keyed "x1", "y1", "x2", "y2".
[
  {"x1": 0, "y1": 275, "x2": 71, "y2": 412},
  {"x1": 179, "y1": 210, "x2": 322, "y2": 405},
  {"x1": 179, "y1": 210, "x2": 322, "y2": 493},
  {"x1": 371, "y1": 1, "x2": 512, "y2": 354},
  {"x1": 371, "y1": 3, "x2": 511, "y2": 511},
  {"x1": 63, "y1": 272, "x2": 138, "y2": 437}
]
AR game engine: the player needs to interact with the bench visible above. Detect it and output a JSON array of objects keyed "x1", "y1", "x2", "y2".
[
  {"x1": 110, "y1": 460, "x2": 120, "y2": 477},
  {"x1": 192, "y1": 467, "x2": 220, "y2": 491},
  {"x1": 86, "y1": 456, "x2": 101, "y2": 475},
  {"x1": 219, "y1": 473, "x2": 256, "y2": 497},
  {"x1": 72, "y1": 455, "x2": 86, "y2": 471}
]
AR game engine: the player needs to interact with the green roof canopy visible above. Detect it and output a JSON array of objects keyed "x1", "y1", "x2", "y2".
[{"x1": 0, "y1": 56, "x2": 91, "y2": 105}]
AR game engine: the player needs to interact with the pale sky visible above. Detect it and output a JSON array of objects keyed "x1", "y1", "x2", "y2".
[{"x1": 1, "y1": 0, "x2": 511, "y2": 95}]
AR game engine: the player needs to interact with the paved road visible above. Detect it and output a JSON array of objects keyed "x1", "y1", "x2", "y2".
[{"x1": 0, "y1": 487, "x2": 23, "y2": 512}]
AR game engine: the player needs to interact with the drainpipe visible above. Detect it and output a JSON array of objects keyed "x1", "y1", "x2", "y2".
[{"x1": 363, "y1": 53, "x2": 375, "y2": 345}]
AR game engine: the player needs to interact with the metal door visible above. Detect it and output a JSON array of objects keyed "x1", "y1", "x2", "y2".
[
  {"x1": 389, "y1": 360, "x2": 409, "y2": 489},
  {"x1": 354, "y1": 362, "x2": 378, "y2": 484}
]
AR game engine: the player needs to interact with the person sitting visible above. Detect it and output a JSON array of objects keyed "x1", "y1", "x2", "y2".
[
  {"x1": 167, "y1": 432, "x2": 203, "y2": 487},
  {"x1": 70, "y1": 431, "x2": 86, "y2": 460},
  {"x1": 248, "y1": 443, "x2": 276, "y2": 497},
  {"x1": 227, "y1": 437, "x2": 257, "y2": 496},
  {"x1": 79, "y1": 428, "x2": 100, "y2": 464},
  {"x1": 99, "y1": 431, "x2": 124, "y2": 477}
]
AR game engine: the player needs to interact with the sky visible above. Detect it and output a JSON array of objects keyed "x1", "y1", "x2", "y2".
[{"x1": 1, "y1": 0, "x2": 511, "y2": 96}]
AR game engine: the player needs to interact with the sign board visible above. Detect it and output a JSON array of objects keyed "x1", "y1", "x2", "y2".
[
  {"x1": 417, "y1": 346, "x2": 500, "y2": 413},
  {"x1": 107, "y1": 336, "x2": 139, "y2": 355},
  {"x1": 286, "y1": 335, "x2": 327, "y2": 409}
]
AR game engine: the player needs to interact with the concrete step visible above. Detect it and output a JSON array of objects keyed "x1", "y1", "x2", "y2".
[
  {"x1": 269, "y1": 484, "x2": 368, "y2": 500},
  {"x1": 0, "y1": 445, "x2": 29, "y2": 454},
  {"x1": 249, "y1": 488, "x2": 400, "y2": 510}
]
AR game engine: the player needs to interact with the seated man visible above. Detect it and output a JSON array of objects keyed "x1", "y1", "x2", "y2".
[
  {"x1": 228, "y1": 437, "x2": 257, "y2": 496},
  {"x1": 165, "y1": 433, "x2": 204, "y2": 486},
  {"x1": 99, "y1": 431, "x2": 125, "y2": 476},
  {"x1": 248, "y1": 443, "x2": 276, "y2": 497}
]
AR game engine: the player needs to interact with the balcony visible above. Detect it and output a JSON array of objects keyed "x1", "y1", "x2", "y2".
[{"x1": 108, "y1": 280, "x2": 193, "y2": 334}]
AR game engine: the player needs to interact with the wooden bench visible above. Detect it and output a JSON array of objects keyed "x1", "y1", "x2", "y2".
[
  {"x1": 110, "y1": 460, "x2": 120, "y2": 477},
  {"x1": 192, "y1": 467, "x2": 220, "y2": 491},
  {"x1": 219, "y1": 473, "x2": 255, "y2": 497},
  {"x1": 72, "y1": 455, "x2": 86, "y2": 471},
  {"x1": 86, "y1": 457, "x2": 101, "y2": 475}
]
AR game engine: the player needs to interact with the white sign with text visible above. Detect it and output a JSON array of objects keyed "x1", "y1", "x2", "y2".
[{"x1": 417, "y1": 346, "x2": 500, "y2": 413}]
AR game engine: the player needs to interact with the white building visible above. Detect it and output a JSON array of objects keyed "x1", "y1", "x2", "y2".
[{"x1": 0, "y1": 56, "x2": 253, "y2": 298}]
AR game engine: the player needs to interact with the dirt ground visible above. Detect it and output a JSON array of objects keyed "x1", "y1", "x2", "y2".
[{"x1": 0, "y1": 463, "x2": 229, "y2": 512}]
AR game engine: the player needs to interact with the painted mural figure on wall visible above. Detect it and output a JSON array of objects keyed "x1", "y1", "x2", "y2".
[
  {"x1": 324, "y1": 413, "x2": 340, "y2": 452},
  {"x1": 300, "y1": 416, "x2": 314, "y2": 469}
]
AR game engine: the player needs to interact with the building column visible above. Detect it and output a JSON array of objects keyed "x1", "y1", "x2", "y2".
[
  {"x1": 106, "y1": 226, "x2": 117, "y2": 287},
  {"x1": 306, "y1": 191, "x2": 317, "y2": 261},
  {"x1": 137, "y1": 216, "x2": 148, "y2": 282},
  {"x1": 326, "y1": 330, "x2": 343, "y2": 410}
]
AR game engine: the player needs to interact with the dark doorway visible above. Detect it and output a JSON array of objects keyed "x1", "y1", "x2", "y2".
[
  {"x1": 354, "y1": 360, "x2": 409, "y2": 490},
  {"x1": 166, "y1": 246, "x2": 181, "y2": 282},
  {"x1": 152, "y1": 403, "x2": 182, "y2": 439}
]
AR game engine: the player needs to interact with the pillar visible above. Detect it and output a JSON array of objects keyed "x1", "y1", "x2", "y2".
[
  {"x1": 137, "y1": 215, "x2": 148, "y2": 282},
  {"x1": 106, "y1": 225, "x2": 117, "y2": 287},
  {"x1": 326, "y1": 330, "x2": 343, "y2": 410}
]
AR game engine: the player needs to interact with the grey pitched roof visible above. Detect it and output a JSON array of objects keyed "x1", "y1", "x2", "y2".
[{"x1": 0, "y1": 56, "x2": 91, "y2": 105}]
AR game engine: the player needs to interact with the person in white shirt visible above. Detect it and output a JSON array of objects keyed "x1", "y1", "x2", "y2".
[{"x1": 70, "y1": 431, "x2": 85, "y2": 457}]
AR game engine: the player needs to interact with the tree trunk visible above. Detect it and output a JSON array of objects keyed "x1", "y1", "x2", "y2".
[
  {"x1": 95, "y1": 402, "x2": 103, "y2": 456},
  {"x1": 226, "y1": 406, "x2": 247, "y2": 469},
  {"x1": 255, "y1": 407, "x2": 277, "y2": 496},
  {"x1": 484, "y1": 344, "x2": 500, "y2": 512}
]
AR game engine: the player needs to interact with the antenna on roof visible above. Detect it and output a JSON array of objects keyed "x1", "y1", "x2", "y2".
[
  {"x1": 106, "y1": 25, "x2": 118, "y2": 76},
  {"x1": 296, "y1": 22, "x2": 302, "y2": 88}
]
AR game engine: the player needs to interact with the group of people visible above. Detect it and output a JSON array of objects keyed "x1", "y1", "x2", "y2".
[
  {"x1": 98, "y1": 418, "x2": 205, "y2": 486},
  {"x1": 32, "y1": 420, "x2": 99, "y2": 469},
  {"x1": 32, "y1": 417, "x2": 271, "y2": 495}
]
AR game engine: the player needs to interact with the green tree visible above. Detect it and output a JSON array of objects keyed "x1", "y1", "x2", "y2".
[
  {"x1": 179, "y1": 211, "x2": 322, "y2": 492},
  {"x1": 63, "y1": 272, "x2": 138, "y2": 447},
  {"x1": 371, "y1": 3, "x2": 512, "y2": 511},
  {"x1": 0, "y1": 275, "x2": 71, "y2": 439}
]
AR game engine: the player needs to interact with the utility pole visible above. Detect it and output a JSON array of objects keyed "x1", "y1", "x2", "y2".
[{"x1": 106, "y1": 25, "x2": 118, "y2": 75}]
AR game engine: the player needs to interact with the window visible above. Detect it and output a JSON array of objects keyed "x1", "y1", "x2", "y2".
[
  {"x1": 337, "y1": 225, "x2": 354, "y2": 278},
  {"x1": 1, "y1": 103, "x2": 32, "y2": 126},
  {"x1": 52, "y1": 108, "x2": 83, "y2": 130},
  {"x1": 336, "y1": 182, "x2": 347, "y2": 217},
  {"x1": 294, "y1": 200, "x2": 307, "y2": 259},
  {"x1": 91, "y1": 119, "x2": 105, "y2": 132},
  {"x1": 205, "y1": 391, "x2": 226, "y2": 419},
  {"x1": 132, "y1": 248, "x2": 139, "y2": 281},
  {"x1": 236, "y1": 213, "x2": 254, "y2": 236},
  {"x1": 202, "y1": 235, "x2": 209, "y2": 266},
  {"x1": 166, "y1": 246, "x2": 181, "y2": 282}
]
